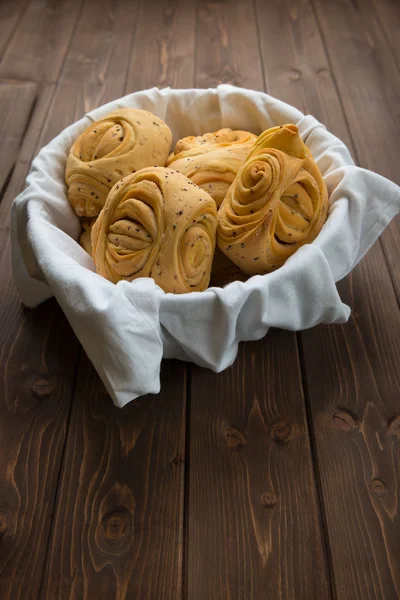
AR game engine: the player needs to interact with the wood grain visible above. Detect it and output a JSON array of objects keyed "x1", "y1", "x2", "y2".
[
  {"x1": 255, "y1": 0, "x2": 352, "y2": 147},
  {"x1": 0, "y1": 0, "x2": 399, "y2": 597},
  {"x1": 0, "y1": 1, "x2": 143, "y2": 597},
  {"x1": 187, "y1": 2, "x2": 331, "y2": 597},
  {"x1": 127, "y1": 0, "x2": 196, "y2": 91},
  {"x1": 38, "y1": 0, "x2": 140, "y2": 149},
  {"x1": 254, "y1": 0, "x2": 400, "y2": 596},
  {"x1": 40, "y1": 357, "x2": 187, "y2": 600},
  {"x1": 195, "y1": 0, "x2": 264, "y2": 90},
  {"x1": 0, "y1": 294, "x2": 80, "y2": 600},
  {"x1": 0, "y1": 0, "x2": 83, "y2": 83},
  {"x1": 370, "y1": 0, "x2": 400, "y2": 66},
  {"x1": 0, "y1": 0, "x2": 29, "y2": 59},
  {"x1": 40, "y1": 1, "x2": 194, "y2": 597},
  {"x1": 0, "y1": 83, "x2": 56, "y2": 222},
  {"x1": 187, "y1": 333, "x2": 331, "y2": 599},
  {"x1": 0, "y1": 8, "x2": 85, "y2": 594},
  {"x1": 0, "y1": 118, "x2": 80, "y2": 599},
  {"x1": 312, "y1": 0, "x2": 400, "y2": 300},
  {"x1": 301, "y1": 244, "x2": 400, "y2": 599},
  {"x1": 0, "y1": 80, "x2": 36, "y2": 197}
]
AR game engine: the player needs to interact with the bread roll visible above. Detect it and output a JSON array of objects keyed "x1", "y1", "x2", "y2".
[
  {"x1": 91, "y1": 167, "x2": 217, "y2": 293},
  {"x1": 79, "y1": 218, "x2": 95, "y2": 255},
  {"x1": 66, "y1": 109, "x2": 172, "y2": 217},
  {"x1": 167, "y1": 128, "x2": 256, "y2": 207},
  {"x1": 217, "y1": 124, "x2": 328, "y2": 274}
]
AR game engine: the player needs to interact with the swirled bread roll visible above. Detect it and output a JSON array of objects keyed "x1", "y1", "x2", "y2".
[
  {"x1": 217, "y1": 124, "x2": 328, "y2": 275},
  {"x1": 79, "y1": 218, "x2": 96, "y2": 256},
  {"x1": 167, "y1": 128, "x2": 257, "y2": 207},
  {"x1": 66, "y1": 109, "x2": 172, "y2": 218},
  {"x1": 91, "y1": 167, "x2": 217, "y2": 293}
]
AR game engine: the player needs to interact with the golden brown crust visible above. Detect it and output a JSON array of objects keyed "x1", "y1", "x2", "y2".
[
  {"x1": 217, "y1": 124, "x2": 329, "y2": 275},
  {"x1": 91, "y1": 167, "x2": 217, "y2": 293},
  {"x1": 66, "y1": 109, "x2": 172, "y2": 218},
  {"x1": 79, "y1": 218, "x2": 96, "y2": 256},
  {"x1": 167, "y1": 128, "x2": 256, "y2": 207}
]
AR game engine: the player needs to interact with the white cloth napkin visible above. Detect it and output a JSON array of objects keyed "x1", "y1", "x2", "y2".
[{"x1": 11, "y1": 85, "x2": 400, "y2": 407}]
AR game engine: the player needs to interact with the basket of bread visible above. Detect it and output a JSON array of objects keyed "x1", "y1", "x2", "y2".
[{"x1": 12, "y1": 86, "x2": 400, "y2": 406}]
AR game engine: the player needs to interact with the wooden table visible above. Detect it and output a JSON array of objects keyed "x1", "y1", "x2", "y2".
[{"x1": 0, "y1": 0, "x2": 399, "y2": 598}]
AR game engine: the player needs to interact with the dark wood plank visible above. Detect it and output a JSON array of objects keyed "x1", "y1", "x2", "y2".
[
  {"x1": 127, "y1": 0, "x2": 196, "y2": 90},
  {"x1": 188, "y1": 334, "x2": 331, "y2": 599},
  {"x1": 196, "y1": 0, "x2": 264, "y2": 90},
  {"x1": 254, "y1": 0, "x2": 400, "y2": 596},
  {"x1": 370, "y1": 0, "x2": 400, "y2": 65},
  {"x1": 0, "y1": 1, "x2": 142, "y2": 596},
  {"x1": 312, "y1": 0, "x2": 400, "y2": 300},
  {"x1": 187, "y1": 1, "x2": 331, "y2": 596},
  {"x1": 312, "y1": 0, "x2": 400, "y2": 183},
  {"x1": 255, "y1": 0, "x2": 352, "y2": 147},
  {"x1": 0, "y1": 80, "x2": 36, "y2": 196},
  {"x1": 0, "y1": 83, "x2": 56, "y2": 217},
  {"x1": 40, "y1": 357, "x2": 186, "y2": 600},
  {"x1": 0, "y1": 75, "x2": 77, "y2": 600},
  {"x1": 38, "y1": 0, "x2": 140, "y2": 148},
  {"x1": 0, "y1": 294, "x2": 80, "y2": 600},
  {"x1": 0, "y1": 0, "x2": 83, "y2": 84},
  {"x1": 0, "y1": 54, "x2": 81, "y2": 600},
  {"x1": 301, "y1": 244, "x2": 400, "y2": 599},
  {"x1": 0, "y1": 0, "x2": 28, "y2": 59},
  {"x1": 41, "y1": 1, "x2": 195, "y2": 596}
]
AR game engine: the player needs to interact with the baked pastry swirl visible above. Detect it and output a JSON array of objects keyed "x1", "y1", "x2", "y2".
[
  {"x1": 66, "y1": 108, "x2": 172, "y2": 218},
  {"x1": 217, "y1": 124, "x2": 328, "y2": 274},
  {"x1": 91, "y1": 167, "x2": 217, "y2": 293},
  {"x1": 167, "y1": 128, "x2": 256, "y2": 207}
]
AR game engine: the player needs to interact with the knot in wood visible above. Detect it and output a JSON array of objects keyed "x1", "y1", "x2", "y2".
[
  {"x1": 388, "y1": 415, "x2": 400, "y2": 440},
  {"x1": 224, "y1": 428, "x2": 246, "y2": 449},
  {"x1": 261, "y1": 491, "x2": 276, "y2": 508},
  {"x1": 287, "y1": 68, "x2": 302, "y2": 81},
  {"x1": 272, "y1": 421, "x2": 293, "y2": 444},
  {"x1": 332, "y1": 409, "x2": 359, "y2": 433},
  {"x1": 370, "y1": 479, "x2": 387, "y2": 497},
  {"x1": 102, "y1": 509, "x2": 131, "y2": 542},
  {"x1": 0, "y1": 510, "x2": 9, "y2": 539},
  {"x1": 31, "y1": 377, "x2": 53, "y2": 399}
]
